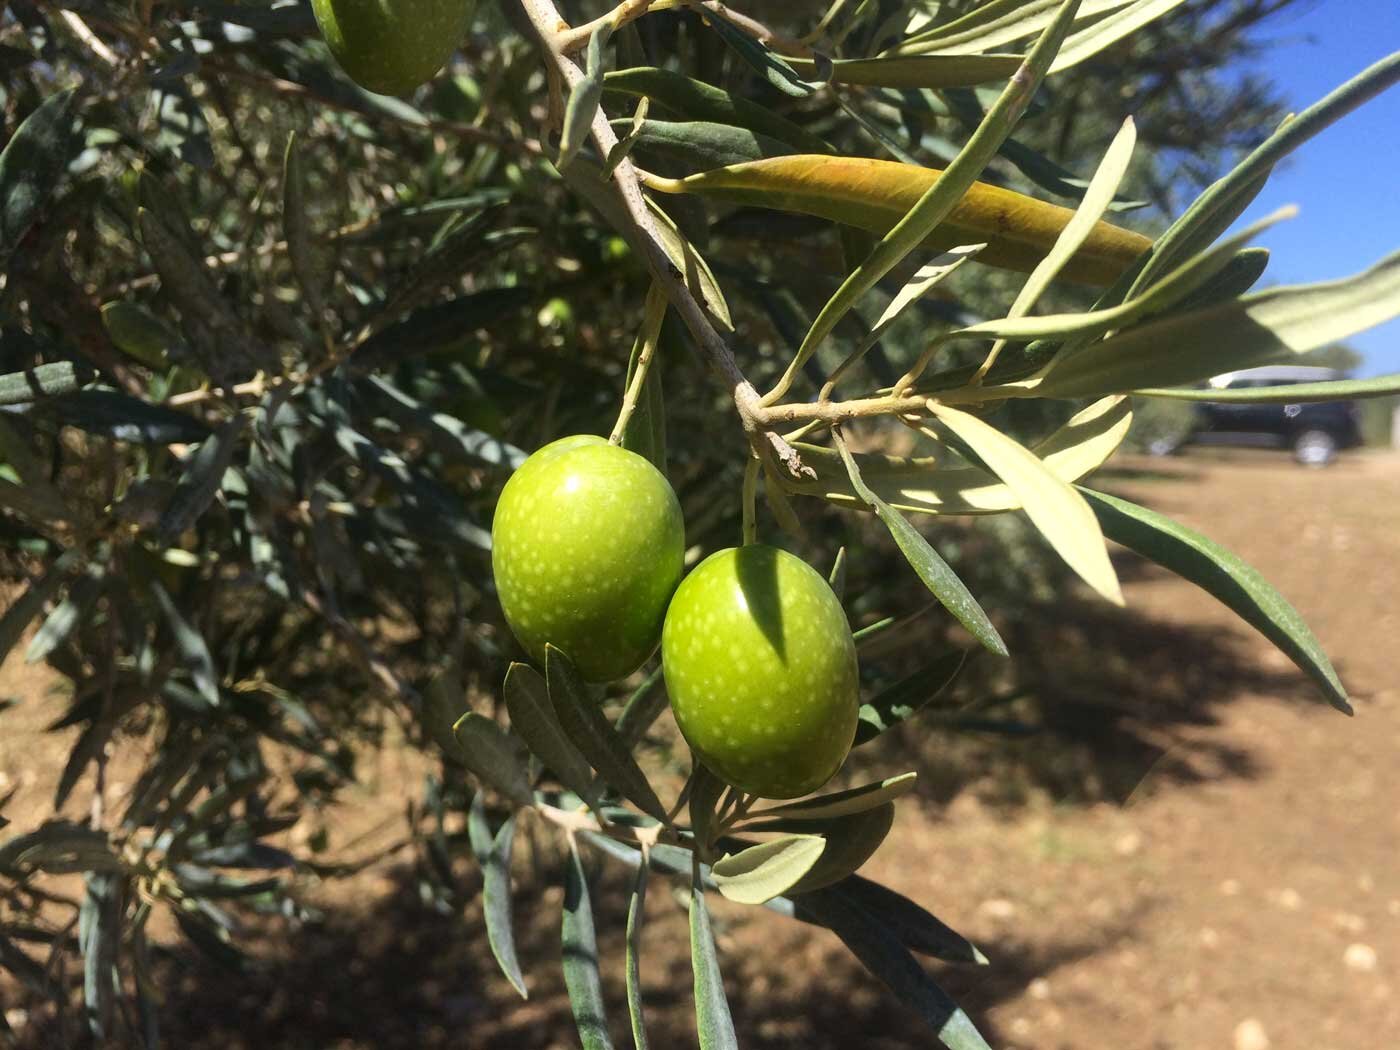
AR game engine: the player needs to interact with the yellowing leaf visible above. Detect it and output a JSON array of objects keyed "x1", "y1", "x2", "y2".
[
  {"x1": 652, "y1": 155, "x2": 1151, "y2": 286},
  {"x1": 926, "y1": 402, "x2": 1123, "y2": 605}
]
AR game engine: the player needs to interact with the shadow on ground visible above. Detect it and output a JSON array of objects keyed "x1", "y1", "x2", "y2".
[{"x1": 8, "y1": 843, "x2": 1150, "y2": 1050}]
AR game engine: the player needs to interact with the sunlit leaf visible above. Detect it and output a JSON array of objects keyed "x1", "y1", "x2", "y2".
[
  {"x1": 1037, "y1": 251, "x2": 1400, "y2": 399},
  {"x1": 1136, "y1": 373, "x2": 1400, "y2": 402},
  {"x1": 710, "y1": 834, "x2": 826, "y2": 905},
  {"x1": 927, "y1": 403, "x2": 1122, "y2": 604},
  {"x1": 793, "y1": 396, "x2": 1130, "y2": 517},
  {"x1": 788, "y1": 53, "x2": 1024, "y2": 88},
  {"x1": 745, "y1": 773, "x2": 917, "y2": 823},
  {"x1": 744, "y1": 803, "x2": 896, "y2": 894}
]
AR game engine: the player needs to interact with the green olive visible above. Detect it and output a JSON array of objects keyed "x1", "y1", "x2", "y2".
[
  {"x1": 491, "y1": 436, "x2": 684, "y2": 683},
  {"x1": 312, "y1": 0, "x2": 476, "y2": 97},
  {"x1": 662, "y1": 545, "x2": 859, "y2": 799}
]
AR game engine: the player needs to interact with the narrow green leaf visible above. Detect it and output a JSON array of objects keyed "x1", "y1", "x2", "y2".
[
  {"x1": 688, "y1": 763, "x2": 728, "y2": 858},
  {"x1": 615, "y1": 665, "x2": 668, "y2": 747},
  {"x1": 625, "y1": 858, "x2": 650, "y2": 1050},
  {"x1": 827, "y1": 547, "x2": 848, "y2": 601},
  {"x1": 45, "y1": 389, "x2": 211, "y2": 444},
  {"x1": 619, "y1": 285, "x2": 668, "y2": 472},
  {"x1": 100, "y1": 301, "x2": 180, "y2": 369},
  {"x1": 1049, "y1": 0, "x2": 1190, "y2": 74},
  {"x1": 833, "y1": 437, "x2": 1007, "y2": 656},
  {"x1": 689, "y1": 861, "x2": 739, "y2": 1050},
  {"x1": 603, "y1": 68, "x2": 831, "y2": 153},
  {"x1": 746, "y1": 773, "x2": 917, "y2": 823},
  {"x1": 0, "y1": 88, "x2": 79, "y2": 263},
  {"x1": 824, "y1": 245, "x2": 984, "y2": 397},
  {"x1": 817, "y1": 876, "x2": 989, "y2": 965},
  {"x1": 1079, "y1": 487, "x2": 1350, "y2": 714},
  {"x1": 559, "y1": 25, "x2": 612, "y2": 171},
  {"x1": 604, "y1": 96, "x2": 650, "y2": 177},
  {"x1": 0, "y1": 568, "x2": 69, "y2": 666},
  {"x1": 791, "y1": 53, "x2": 1024, "y2": 88},
  {"x1": 928, "y1": 403, "x2": 1122, "y2": 604},
  {"x1": 451, "y1": 713, "x2": 535, "y2": 806},
  {"x1": 614, "y1": 118, "x2": 795, "y2": 170},
  {"x1": 894, "y1": 0, "x2": 1132, "y2": 54},
  {"x1": 424, "y1": 662, "x2": 470, "y2": 762},
  {"x1": 1036, "y1": 251, "x2": 1400, "y2": 399},
  {"x1": 1130, "y1": 51, "x2": 1400, "y2": 295},
  {"x1": 811, "y1": 890, "x2": 992, "y2": 1050},
  {"x1": 644, "y1": 197, "x2": 734, "y2": 334},
  {"x1": 159, "y1": 416, "x2": 244, "y2": 541},
  {"x1": 855, "y1": 649, "x2": 969, "y2": 745},
  {"x1": 998, "y1": 117, "x2": 1137, "y2": 328},
  {"x1": 953, "y1": 206, "x2": 1294, "y2": 352},
  {"x1": 0, "y1": 362, "x2": 91, "y2": 405},
  {"x1": 503, "y1": 662, "x2": 600, "y2": 810},
  {"x1": 745, "y1": 803, "x2": 896, "y2": 895},
  {"x1": 562, "y1": 840, "x2": 615, "y2": 1050},
  {"x1": 137, "y1": 204, "x2": 270, "y2": 382},
  {"x1": 149, "y1": 580, "x2": 220, "y2": 706},
  {"x1": 282, "y1": 132, "x2": 327, "y2": 326},
  {"x1": 545, "y1": 646, "x2": 670, "y2": 825},
  {"x1": 468, "y1": 795, "x2": 528, "y2": 999},
  {"x1": 776, "y1": 0, "x2": 1084, "y2": 400},
  {"x1": 1137, "y1": 373, "x2": 1400, "y2": 403},
  {"x1": 704, "y1": 12, "x2": 824, "y2": 97},
  {"x1": 25, "y1": 573, "x2": 101, "y2": 664},
  {"x1": 0, "y1": 821, "x2": 120, "y2": 876},
  {"x1": 1173, "y1": 247, "x2": 1271, "y2": 312}
]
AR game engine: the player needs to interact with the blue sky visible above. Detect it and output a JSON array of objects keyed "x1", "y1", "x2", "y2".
[{"x1": 1227, "y1": 1, "x2": 1400, "y2": 376}]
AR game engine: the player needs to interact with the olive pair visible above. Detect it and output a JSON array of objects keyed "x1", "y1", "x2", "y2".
[{"x1": 491, "y1": 437, "x2": 858, "y2": 799}]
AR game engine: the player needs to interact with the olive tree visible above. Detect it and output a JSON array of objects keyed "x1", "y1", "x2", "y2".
[{"x1": 2, "y1": 1, "x2": 1398, "y2": 1047}]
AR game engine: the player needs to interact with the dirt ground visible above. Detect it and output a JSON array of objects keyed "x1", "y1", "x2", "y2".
[{"x1": 2, "y1": 447, "x2": 1398, "y2": 1049}]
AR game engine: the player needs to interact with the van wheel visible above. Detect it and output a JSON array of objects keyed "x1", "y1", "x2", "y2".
[{"x1": 1293, "y1": 429, "x2": 1338, "y2": 467}]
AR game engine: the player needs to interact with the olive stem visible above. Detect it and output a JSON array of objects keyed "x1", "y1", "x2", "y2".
[
  {"x1": 740, "y1": 456, "x2": 760, "y2": 545},
  {"x1": 609, "y1": 282, "x2": 668, "y2": 445}
]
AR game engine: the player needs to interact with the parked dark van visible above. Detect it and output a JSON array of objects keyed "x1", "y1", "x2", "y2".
[{"x1": 1151, "y1": 365, "x2": 1361, "y2": 466}]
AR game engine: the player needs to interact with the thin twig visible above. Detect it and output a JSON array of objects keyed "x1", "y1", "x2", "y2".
[
  {"x1": 57, "y1": 10, "x2": 122, "y2": 67},
  {"x1": 517, "y1": 0, "x2": 812, "y2": 479},
  {"x1": 558, "y1": 0, "x2": 657, "y2": 52}
]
